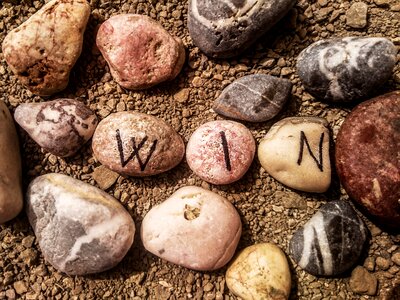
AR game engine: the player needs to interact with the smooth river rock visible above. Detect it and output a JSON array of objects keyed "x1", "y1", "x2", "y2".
[
  {"x1": 297, "y1": 37, "x2": 397, "y2": 102},
  {"x1": 14, "y1": 99, "x2": 98, "y2": 157},
  {"x1": 92, "y1": 112, "x2": 185, "y2": 176},
  {"x1": 289, "y1": 200, "x2": 368, "y2": 276},
  {"x1": 96, "y1": 14, "x2": 185, "y2": 90},
  {"x1": 258, "y1": 117, "x2": 331, "y2": 193},
  {"x1": 141, "y1": 186, "x2": 242, "y2": 271},
  {"x1": 26, "y1": 173, "x2": 135, "y2": 275},
  {"x1": 188, "y1": 0, "x2": 296, "y2": 58},
  {"x1": 2, "y1": 0, "x2": 90, "y2": 96},
  {"x1": 335, "y1": 91, "x2": 400, "y2": 229},
  {"x1": 213, "y1": 74, "x2": 292, "y2": 122}
]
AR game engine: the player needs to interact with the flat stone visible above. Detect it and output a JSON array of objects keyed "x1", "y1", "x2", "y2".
[
  {"x1": 92, "y1": 165, "x2": 119, "y2": 190},
  {"x1": 14, "y1": 99, "x2": 98, "y2": 157},
  {"x1": 188, "y1": 0, "x2": 296, "y2": 58},
  {"x1": 141, "y1": 186, "x2": 242, "y2": 271},
  {"x1": 346, "y1": 2, "x2": 368, "y2": 28},
  {"x1": 96, "y1": 14, "x2": 185, "y2": 90},
  {"x1": 26, "y1": 173, "x2": 135, "y2": 275},
  {"x1": 92, "y1": 112, "x2": 185, "y2": 176},
  {"x1": 335, "y1": 91, "x2": 400, "y2": 229},
  {"x1": 226, "y1": 243, "x2": 291, "y2": 300},
  {"x1": 1, "y1": 0, "x2": 90, "y2": 96},
  {"x1": 213, "y1": 74, "x2": 292, "y2": 122},
  {"x1": 186, "y1": 120, "x2": 255, "y2": 185},
  {"x1": 258, "y1": 117, "x2": 331, "y2": 193},
  {"x1": 297, "y1": 37, "x2": 397, "y2": 102},
  {"x1": 349, "y1": 266, "x2": 378, "y2": 296},
  {"x1": 289, "y1": 200, "x2": 368, "y2": 276}
]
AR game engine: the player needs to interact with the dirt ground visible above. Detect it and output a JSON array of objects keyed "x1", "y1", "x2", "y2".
[{"x1": 0, "y1": 0, "x2": 399, "y2": 299}]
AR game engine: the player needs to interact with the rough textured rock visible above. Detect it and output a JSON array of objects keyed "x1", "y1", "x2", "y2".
[
  {"x1": 96, "y1": 14, "x2": 185, "y2": 90},
  {"x1": 346, "y1": 2, "x2": 368, "y2": 28},
  {"x1": 335, "y1": 91, "x2": 400, "y2": 229},
  {"x1": 14, "y1": 99, "x2": 98, "y2": 157},
  {"x1": 141, "y1": 186, "x2": 242, "y2": 271},
  {"x1": 289, "y1": 201, "x2": 368, "y2": 276},
  {"x1": 188, "y1": 0, "x2": 296, "y2": 58},
  {"x1": 297, "y1": 37, "x2": 397, "y2": 102},
  {"x1": 26, "y1": 173, "x2": 135, "y2": 275},
  {"x1": 1, "y1": 0, "x2": 90, "y2": 96},
  {"x1": 349, "y1": 266, "x2": 378, "y2": 296},
  {"x1": 213, "y1": 74, "x2": 292, "y2": 122},
  {"x1": 92, "y1": 165, "x2": 119, "y2": 190}
]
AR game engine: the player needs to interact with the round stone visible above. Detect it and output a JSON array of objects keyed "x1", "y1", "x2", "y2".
[{"x1": 186, "y1": 120, "x2": 255, "y2": 185}]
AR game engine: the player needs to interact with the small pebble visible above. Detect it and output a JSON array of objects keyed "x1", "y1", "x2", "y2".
[
  {"x1": 346, "y1": 2, "x2": 368, "y2": 28},
  {"x1": 349, "y1": 266, "x2": 377, "y2": 296},
  {"x1": 92, "y1": 165, "x2": 120, "y2": 190},
  {"x1": 392, "y1": 252, "x2": 400, "y2": 266}
]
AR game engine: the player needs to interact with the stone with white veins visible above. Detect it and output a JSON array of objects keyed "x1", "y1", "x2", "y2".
[
  {"x1": 289, "y1": 200, "x2": 368, "y2": 276},
  {"x1": 26, "y1": 173, "x2": 135, "y2": 275}
]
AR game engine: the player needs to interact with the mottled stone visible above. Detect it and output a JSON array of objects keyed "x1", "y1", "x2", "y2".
[
  {"x1": 258, "y1": 117, "x2": 331, "y2": 193},
  {"x1": 213, "y1": 74, "x2": 292, "y2": 122},
  {"x1": 297, "y1": 37, "x2": 397, "y2": 102},
  {"x1": 92, "y1": 165, "x2": 119, "y2": 190},
  {"x1": 346, "y1": 2, "x2": 368, "y2": 29},
  {"x1": 96, "y1": 14, "x2": 185, "y2": 90},
  {"x1": 188, "y1": 0, "x2": 296, "y2": 58},
  {"x1": 141, "y1": 186, "x2": 241, "y2": 271},
  {"x1": 349, "y1": 266, "x2": 378, "y2": 296},
  {"x1": 92, "y1": 112, "x2": 185, "y2": 176},
  {"x1": 289, "y1": 201, "x2": 368, "y2": 276},
  {"x1": 335, "y1": 91, "x2": 400, "y2": 229},
  {"x1": 26, "y1": 173, "x2": 135, "y2": 275},
  {"x1": 2, "y1": 0, "x2": 90, "y2": 96},
  {"x1": 186, "y1": 120, "x2": 255, "y2": 185},
  {"x1": 226, "y1": 243, "x2": 291, "y2": 300},
  {"x1": 14, "y1": 99, "x2": 98, "y2": 157}
]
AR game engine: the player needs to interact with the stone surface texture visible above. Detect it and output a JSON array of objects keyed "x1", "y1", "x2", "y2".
[
  {"x1": 349, "y1": 266, "x2": 378, "y2": 296},
  {"x1": 346, "y1": 2, "x2": 368, "y2": 28},
  {"x1": 92, "y1": 165, "x2": 120, "y2": 190}
]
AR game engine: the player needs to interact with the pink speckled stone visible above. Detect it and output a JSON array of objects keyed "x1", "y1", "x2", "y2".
[{"x1": 186, "y1": 121, "x2": 255, "y2": 185}]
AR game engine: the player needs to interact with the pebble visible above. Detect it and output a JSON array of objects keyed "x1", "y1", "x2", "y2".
[
  {"x1": 186, "y1": 120, "x2": 255, "y2": 185},
  {"x1": 0, "y1": 101, "x2": 23, "y2": 224},
  {"x1": 349, "y1": 266, "x2": 378, "y2": 296},
  {"x1": 92, "y1": 165, "x2": 119, "y2": 190},
  {"x1": 226, "y1": 243, "x2": 291, "y2": 300},
  {"x1": 346, "y1": 2, "x2": 368, "y2": 28},
  {"x1": 289, "y1": 200, "x2": 368, "y2": 276},
  {"x1": 297, "y1": 37, "x2": 397, "y2": 102},
  {"x1": 26, "y1": 173, "x2": 135, "y2": 275},
  {"x1": 335, "y1": 91, "x2": 400, "y2": 229},
  {"x1": 14, "y1": 99, "x2": 98, "y2": 157},
  {"x1": 188, "y1": 0, "x2": 296, "y2": 58},
  {"x1": 141, "y1": 186, "x2": 242, "y2": 271},
  {"x1": 1, "y1": 0, "x2": 90, "y2": 96},
  {"x1": 213, "y1": 74, "x2": 292, "y2": 122},
  {"x1": 92, "y1": 112, "x2": 185, "y2": 176},
  {"x1": 96, "y1": 14, "x2": 185, "y2": 90},
  {"x1": 258, "y1": 117, "x2": 331, "y2": 193}
]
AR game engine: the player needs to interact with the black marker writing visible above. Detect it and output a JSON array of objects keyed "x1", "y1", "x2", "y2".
[
  {"x1": 297, "y1": 131, "x2": 324, "y2": 172},
  {"x1": 220, "y1": 131, "x2": 232, "y2": 171}
]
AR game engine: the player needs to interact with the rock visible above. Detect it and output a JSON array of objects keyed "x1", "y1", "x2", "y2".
[
  {"x1": 258, "y1": 117, "x2": 331, "y2": 193},
  {"x1": 14, "y1": 99, "x2": 98, "y2": 157},
  {"x1": 0, "y1": 101, "x2": 23, "y2": 224},
  {"x1": 188, "y1": 0, "x2": 296, "y2": 58},
  {"x1": 392, "y1": 252, "x2": 400, "y2": 266},
  {"x1": 92, "y1": 112, "x2": 185, "y2": 176},
  {"x1": 96, "y1": 14, "x2": 185, "y2": 90},
  {"x1": 213, "y1": 74, "x2": 292, "y2": 123},
  {"x1": 13, "y1": 281, "x2": 27, "y2": 295},
  {"x1": 335, "y1": 91, "x2": 400, "y2": 229},
  {"x1": 346, "y1": 2, "x2": 368, "y2": 28},
  {"x1": 186, "y1": 120, "x2": 255, "y2": 185},
  {"x1": 1, "y1": 0, "x2": 90, "y2": 96},
  {"x1": 92, "y1": 165, "x2": 119, "y2": 190},
  {"x1": 297, "y1": 37, "x2": 397, "y2": 102},
  {"x1": 226, "y1": 243, "x2": 291, "y2": 300},
  {"x1": 289, "y1": 200, "x2": 368, "y2": 276},
  {"x1": 349, "y1": 266, "x2": 377, "y2": 296},
  {"x1": 26, "y1": 173, "x2": 135, "y2": 275},
  {"x1": 141, "y1": 186, "x2": 242, "y2": 271}
]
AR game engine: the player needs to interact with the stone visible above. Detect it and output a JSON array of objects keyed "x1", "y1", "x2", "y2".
[
  {"x1": 92, "y1": 112, "x2": 185, "y2": 176},
  {"x1": 26, "y1": 173, "x2": 135, "y2": 275},
  {"x1": 13, "y1": 281, "x2": 27, "y2": 295},
  {"x1": 289, "y1": 200, "x2": 368, "y2": 276},
  {"x1": 349, "y1": 266, "x2": 378, "y2": 296},
  {"x1": 346, "y1": 2, "x2": 368, "y2": 28},
  {"x1": 297, "y1": 37, "x2": 397, "y2": 102},
  {"x1": 96, "y1": 14, "x2": 185, "y2": 90},
  {"x1": 226, "y1": 243, "x2": 291, "y2": 300},
  {"x1": 213, "y1": 74, "x2": 292, "y2": 123},
  {"x1": 92, "y1": 165, "x2": 119, "y2": 190},
  {"x1": 14, "y1": 99, "x2": 98, "y2": 157},
  {"x1": 335, "y1": 91, "x2": 400, "y2": 229},
  {"x1": 0, "y1": 101, "x2": 23, "y2": 224},
  {"x1": 188, "y1": 0, "x2": 296, "y2": 58},
  {"x1": 141, "y1": 186, "x2": 242, "y2": 271},
  {"x1": 392, "y1": 252, "x2": 400, "y2": 266},
  {"x1": 258, "y1": 117, "x2": 331, "y2": 193},
  {"x1": 1, "y1": 0, "x2": 90, "y2": 96},
  {"x1": 186, "y1": 120, "x2": 255, "y2": 185}
]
